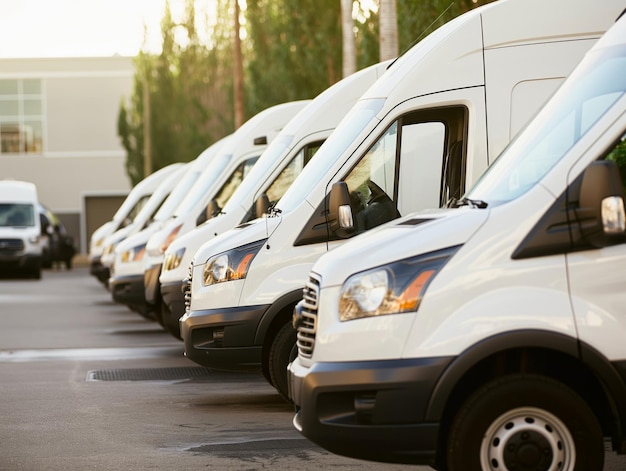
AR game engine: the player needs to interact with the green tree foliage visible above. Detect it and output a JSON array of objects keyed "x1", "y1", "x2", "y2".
[
  {"x1": 243, "y1": 0, "x2": 343, "y2": 115},
  {"x1": 118, "y1": 0, "x2": 497, "y2": 185},
  {"x1": 119, "y1": 0, "x2": 236, "y2": 185}
]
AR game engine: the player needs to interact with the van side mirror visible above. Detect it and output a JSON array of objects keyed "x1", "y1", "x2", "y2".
[
  {"x1": 578, "y1": 160, "x2": 626, "y2": 246},
  {"x1": 198, "y1": 200, "x2": 221, "y2": 226},
  {"x1": 328, "y1": 182, "x2": 354, "y2": 237},
  {"x1": 255, "y1": 194, "x2": 270, "y2": 218}
]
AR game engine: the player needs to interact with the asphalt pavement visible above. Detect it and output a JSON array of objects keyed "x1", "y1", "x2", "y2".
[
  {"x1": 0, "y1": 266, "x2": 624, "y2": 470},
  {"x1": 0, "y1": 266, "x2": 425, "y2": 471}
]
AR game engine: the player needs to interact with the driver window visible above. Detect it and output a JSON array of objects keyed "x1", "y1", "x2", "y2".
[
  {"x1": 213, "y1": 156, "x2": 260, "y2": 212},
  {"x1": 265, "y1": 141, "x2": 323, "y2": 205},
  {"x1": 344, "y1": 122, "x2": 398, "y2": 232}
]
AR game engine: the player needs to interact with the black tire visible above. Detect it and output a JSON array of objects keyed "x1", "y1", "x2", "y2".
[
  {"x1": 446, "y1": 374, "x2": 604, "y2": 471},
  {"x1": 267, "y1": 321, "x2": 297, "y2": 402}
]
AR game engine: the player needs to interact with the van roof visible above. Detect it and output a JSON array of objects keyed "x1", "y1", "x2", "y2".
[
  {"x1": 362, "y1": 0, "x2": 623, "y2": 103},
  {"x1": 0, "y1": 180, "x2": 38, "y2": 203}
]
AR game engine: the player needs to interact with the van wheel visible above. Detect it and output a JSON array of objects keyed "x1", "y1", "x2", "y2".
[
  {"x1": 446, "y1": 374, "x2": 603, "y2": 471},
  {"x1": 268, "y1": 321, "x2": 297, "y2": 402}
]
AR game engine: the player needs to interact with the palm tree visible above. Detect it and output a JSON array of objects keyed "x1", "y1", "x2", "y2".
[
  {"x1": 341, "y1": 0, "x2": 356, "y2": 77},
  {"x1": 379, "y1": 0, "x2": 398, "y2": 61}
]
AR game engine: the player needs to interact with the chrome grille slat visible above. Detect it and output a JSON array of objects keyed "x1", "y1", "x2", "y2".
[
  {"x1": 183, "y1": 262, "x2": 193, "y2": 314},
  {"x1": 296, "y1": 273, "x2": 320, "y2": 359}
]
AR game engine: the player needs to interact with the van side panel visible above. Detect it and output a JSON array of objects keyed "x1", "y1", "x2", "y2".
[{"x1": 483, "y1": 39, "x2": 599, "y2": 163}]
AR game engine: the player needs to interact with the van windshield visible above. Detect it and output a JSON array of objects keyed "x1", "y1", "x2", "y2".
[
  {"x1": 467, "y1": 44, "x2": 626, "y2": 205},
  {"x1": 276, "y1": 99, "x2": 384, "y2": 213},
  {"x1": 0, "y1": 204, "x2": 35, "y2": 227},
  {"x1": 153, "y1": 167, "x2": 202, "y2": 222},
  {"x1": 173, "y1": 154, "x2": 231, "y2": 217}
]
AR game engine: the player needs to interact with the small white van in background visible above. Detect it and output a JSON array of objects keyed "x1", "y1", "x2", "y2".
[
  {"x1": 0, "y1": 180, "x2": 43, "y2": 279},
  {"x1": 181, "y1": 0, "x2": 624, "y2": 401},
  {"x1": 289, "y1": 10, "x2": 626, "y2": 470}
]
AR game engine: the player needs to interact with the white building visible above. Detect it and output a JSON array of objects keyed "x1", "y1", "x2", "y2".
[{"x1": 0, "y1": 56, "x2": 135, "y2": 253}]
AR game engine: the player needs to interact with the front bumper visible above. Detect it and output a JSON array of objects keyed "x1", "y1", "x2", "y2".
[
  {"x1": 90, "y1": 257, "x2": 110, "y2": 284},
  {"x1": 0, "y1": 253, "x2": 41, "y2": 271},
  {"x1": 143, "y1": 263, "x2": 162, "y2": 305},
  {"x1": 161, "y1": 279, "x2": 185, "y2": 324},
  {"x1": 289, "y1": 356, "x2": 453, "y2": 465},
  {"x1": 110, "y1": 273, "x2": 146, "y2": 306},
  {"x1": 180, "y1": 305, "x2": 269, "y2": 369}
]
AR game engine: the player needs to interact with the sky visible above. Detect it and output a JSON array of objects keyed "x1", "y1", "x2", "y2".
[{"x1": 0, "y1": 0, "x2": 210, "y2": 58}]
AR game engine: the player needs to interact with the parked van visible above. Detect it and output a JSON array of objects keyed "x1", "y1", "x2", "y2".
[
  {"x1": 89, "y1": 163, "x2": 183, "y2": 284},
  {"x1": 108, "y1": 136, "x2": 230, "y2": 320},
  {"x1": 142, "y1": 101, "x2": 309, "y2": 320},
  {"x1": 99, "y1": 162, "x2": 186, "y2": 287},
  {"x1": 288, "y1": 11, "x2": 626, "y2": 470},
  {"x1": 158, "y1": 61, "x2": 390, "y2": 339},
  {"x1": 181, "y1": 0, "x2": 625, "y2": 401},
  {"x1": 0, "y1": 180, "x2": 43, "y2": 279}
]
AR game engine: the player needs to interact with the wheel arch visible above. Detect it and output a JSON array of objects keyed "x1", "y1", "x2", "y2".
[
  {"x1": 256, "y1": 289, "x2": 302, "y2": 374},
  {"x1": 425, "y1": 329, "x2": 626, "y2": 460}
]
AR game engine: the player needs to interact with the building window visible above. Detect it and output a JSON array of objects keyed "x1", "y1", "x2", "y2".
[{"x1": 0, "y1": 79, "x2": 44, "y2": 154}]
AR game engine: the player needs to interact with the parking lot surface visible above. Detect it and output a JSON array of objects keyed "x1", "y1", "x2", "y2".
[
  {"x1": 0, "y1": 267, "x2": 424, "y2": 470},
  {"x1": 0, "y1": 267, "x2": 624, "y2": 470}
]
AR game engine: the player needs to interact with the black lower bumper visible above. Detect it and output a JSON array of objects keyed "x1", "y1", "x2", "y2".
[
  {"x1": 180, "y1": 305, "x2": 268, "y2": 369},
  {"x1": 143, "y1": 263, "x2": 162, "y2": 305},
  {"x1": 161, "y1": 279, "x2": 185, "y2": 323},
  {"x1": 90, "y1": 258, "x2": 110, "y2": 284},
  {"x1": 291, "y1": 357, "x2": 453, "y2": 465},
  {"x1": 110, "y1": 273, "x2": 145, "y2": 306}
]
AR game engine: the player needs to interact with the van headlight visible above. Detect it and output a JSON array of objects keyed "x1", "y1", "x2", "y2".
[
  {"x1": 202, "y1": 239, "x2": 266, "y2": 286},
  {"x1": 338, "y1": 246, "x2": 459, "y2": 321},
  {"x1": 120, "y1": 244, "x2": 146, "y2": 263},
  {"x1": 163, "y1": 247, "x2": 185, "y2": 271}
]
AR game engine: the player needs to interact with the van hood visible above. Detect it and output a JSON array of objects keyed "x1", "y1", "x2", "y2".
[
  {"x1": 313, "y1": 208, "x2": 489, "y2": 288},
  {"x1": 191, "y1": 216, "x2": 281, "y2": 267}
]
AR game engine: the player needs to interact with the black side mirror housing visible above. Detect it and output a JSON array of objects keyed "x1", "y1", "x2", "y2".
[
  {"x1": 255, "y1": 194, "x2": 270, "y2": 218},
  {"x1": 577, "y1": 160, "x2": 626, "y2": 247},
  {"x1": 328, "y1": 181, "x2": 354, "y2": 238}
]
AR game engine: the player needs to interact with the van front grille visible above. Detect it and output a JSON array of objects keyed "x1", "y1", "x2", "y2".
[
  {"x1": 0, "y1": 238, "x2": 24, "y2": 254},
  {"x1": 296, "y1": 273, "x2": 320, "y2": 359},
  {"x1": 183, "y1": 263, "x2": 193, "y2": 314}
]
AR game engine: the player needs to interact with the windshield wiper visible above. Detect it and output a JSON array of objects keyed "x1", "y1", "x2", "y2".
[
  {"x1": 448, "y1": 197, "x2": 488, "y2": 209},
  {"x1": 266, "y1": 201, "x2": 282, "y2": 216}
]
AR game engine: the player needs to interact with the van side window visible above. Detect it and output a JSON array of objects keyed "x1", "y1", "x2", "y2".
[
  {"x1": 344, "y1": 122, "x2": 398, "y2": 232},
  {"x1": 210, "y1": 156, "x2": 260, "y2": 217},
  {"x1": 265, "y1": 140, "x2": 323, "y2": 206},
  {"x1": 342, "y1": 106, "x2": 467, "y2": 234}
]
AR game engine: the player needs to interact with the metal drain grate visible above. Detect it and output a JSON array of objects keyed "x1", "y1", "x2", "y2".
[{"x1": 86, "y1": 366, "x2": 213, "y2": 382}]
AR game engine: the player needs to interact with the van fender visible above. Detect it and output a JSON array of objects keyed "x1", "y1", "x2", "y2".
[
  {"x1": 424, "y1": 330, "x2": 626, "y2": 448},
  {"x1": 254, "y1": 288, "x2": 303, "y2": 346}
]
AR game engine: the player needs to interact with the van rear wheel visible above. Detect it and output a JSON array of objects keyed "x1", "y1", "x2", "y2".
[{"x1": 446, "y1": 374, "x2": 603, "y2": 471}]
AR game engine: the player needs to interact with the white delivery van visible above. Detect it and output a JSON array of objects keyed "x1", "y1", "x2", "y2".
[
  {"x1": 142, "y1": 100, "x2": 309, "y2": 321},
  {"x1": 89, "y1": 163, "x2": 183, "y2": 284},
  {"x1": 181, "y1": 0, "x2": 625, "y2": 401},
  {"x1": 158, "y1": 62, "x2": 390, "y2": 339},
  {"x1": 108, "y1": 136, "x2": 230, "y2": 320},
  {"x1": 99, "y1": 162, "x2": 186, "y2": 287},
  {"x1": 288, "y1": 12, "x2": 626, "y2": 470},
  {"x1": 0, "y1": 180, "x2": 43, "y2": 279}
]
